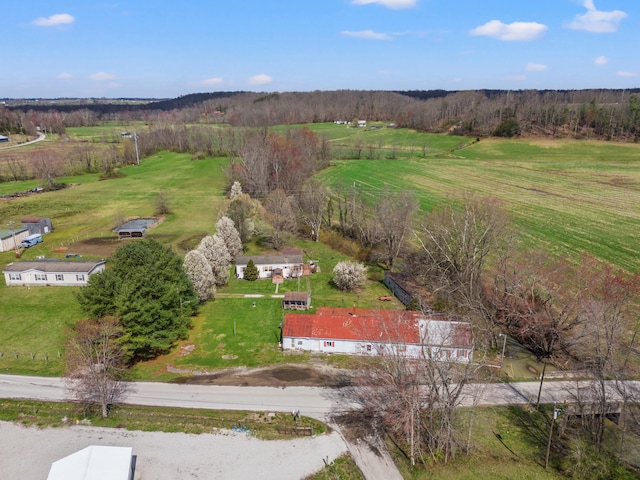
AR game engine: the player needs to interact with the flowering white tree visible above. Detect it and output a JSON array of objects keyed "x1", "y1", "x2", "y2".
[
  {"x1": 183, "y1": 250, "x2": 216, "y2": 302},
  {"x1": 215, "y1": 216, "x2": 243, "y2": 259},
  {"x1": 198, "y1": 234, "x2": 231, "y2": 286},
  {"x1": 229, "y1": 181, "x2": 243, "y2": 199},
  {"x1": 332, "y1": 260, "x2": 368, "y2": 292}
]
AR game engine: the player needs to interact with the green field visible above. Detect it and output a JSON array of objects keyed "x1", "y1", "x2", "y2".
[
  {"x1": 1, "y1": 126, "x2": 640, "y2": 377},
  {"x1": 317, "y1": 135, "x2": 640, "y2": 272}
]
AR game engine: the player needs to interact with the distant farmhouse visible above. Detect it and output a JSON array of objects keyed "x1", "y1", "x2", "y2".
[
  {"x1": 0, "y1": 228, "x2": 29, "y2": 253},
  {"x1": 3, "y1": 259, "x2": 105, "y2": 287},
  {"x1": 235, "y1": 253, "x2": 304, "y2": 280},
  {"x1": 283, "y1": 307, "x2": 473, "y2": 362}
]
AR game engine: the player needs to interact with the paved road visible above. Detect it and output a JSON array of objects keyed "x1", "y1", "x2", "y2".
[
  {"x1": 0, "y1": 132, "x2": 46, "y2": 150},
  {"x1": 2, "y1": 374, "x2": 638, "y2": 416},
  {"x1": 2, "y1": 374, "x2": 638, "y2": 480}
]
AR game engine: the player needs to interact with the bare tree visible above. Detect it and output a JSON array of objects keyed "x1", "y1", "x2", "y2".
[
  {"x1": 184, "y1": 250, "x2": 216, "y2": 302},
  {"x1": 414, "y1": 195, "x2": 510, "y2": 345},
  {"x1": 65, "y1": 317, "x2": 129, "y2": 418},
  {"x1": 572, "y1": 255, "x2": 640, "y2": 449},
  {"x1": 263, "y1": 189, "x2": 296, "y2": 250},
  {"x1": 374, "y1": 188, "x2": 417, "y2": 269},
  {"x1": 295, "y1": 179, "x2": 328, "y2": 242},
  {"x1": 344, "y1": 312, "x2": 474, "y2": 466}
]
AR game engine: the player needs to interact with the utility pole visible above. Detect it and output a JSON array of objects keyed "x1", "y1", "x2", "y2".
[
  {"x1": 7, "y1": 220, "x2": 18, "y2": 255},
  {"x1": 134, "y1": 131, "x2": 140, "y2": 166},
  {"x1": 499, "y1": 333, "x2": 507, "y2": 371}
]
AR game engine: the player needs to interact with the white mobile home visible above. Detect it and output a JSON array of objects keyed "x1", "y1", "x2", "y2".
[
  {"x1": 235, "y1": 253, "x2": 304, "y2": 280},
  {"x1": 3, "y1": 259, "x2": 105, "y2": 286}
]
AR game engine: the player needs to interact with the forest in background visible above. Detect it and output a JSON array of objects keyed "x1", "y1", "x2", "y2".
[{"x1": 2, "y1": 88, "x2": 640, "y2": 141}]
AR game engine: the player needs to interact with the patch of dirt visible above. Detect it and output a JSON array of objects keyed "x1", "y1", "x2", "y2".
[
  {"x1": 67, "y1": 237, "x2": 123, "y2": 257},
  {"x1": 170, "y1": 363, "x2": 353, "y2": 388}
]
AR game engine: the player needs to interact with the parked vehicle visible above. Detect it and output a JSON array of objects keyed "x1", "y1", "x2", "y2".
[{"x1": 21, "y1": 233, "x2": 43, "y2": 248}]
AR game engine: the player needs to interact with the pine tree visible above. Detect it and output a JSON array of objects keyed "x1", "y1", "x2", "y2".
[{"x1": 243, "y1": 259, "x2": 259, "y2": 281}]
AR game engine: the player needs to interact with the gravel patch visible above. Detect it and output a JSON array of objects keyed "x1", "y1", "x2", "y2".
[{"x1": 0, "y1": 421, "x2": 347, "y2": 480}]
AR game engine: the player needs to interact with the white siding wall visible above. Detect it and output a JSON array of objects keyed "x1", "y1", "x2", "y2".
[
  {"x1": 283, "y1": 336, "x2": 471, "y2": 362},
  {"x1": 3, "y1": 264, "x2": 104, "y2": 287}
]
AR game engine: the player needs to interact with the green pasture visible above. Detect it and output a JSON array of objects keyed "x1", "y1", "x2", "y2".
[
  {"x1": 0, "y1": 285, "x2": 81, "y2": 375},
  {"x1": 0, "y1": 152, "x2": 228, "y2": 254},
  {"x1": 65, "y1": 121, "x2": 149, "y2": 142},
  {"x1": 318, "y1": 136, "x2": 640, "y2": 272}
]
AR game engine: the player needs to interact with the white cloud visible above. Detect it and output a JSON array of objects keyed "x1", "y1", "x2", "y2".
[
  {"x1": 594, "y1": 55, "x2": 608, "y2": 65},
  {"x1": 341, "y1": 29, "x2": 391, "y2": 40},
  {"x1": 32, "y1": 13, "x2": 75, "y2": 27},
  {"x1": 526, "y1": 62, "x2": 548, "y2": 72},
  {"x1": 89, "y1": 72, "x2": 117, "y2": 81},
  {"x1": 566, "y1": 1, "x2": 627, "y2": 33},
  {"x1": 352, "y1": 0, "x2": 416, "y2": 9},
  {"x1": 617, "y1": 71, "x2": 639, "y2": 78},
  {"x1": 248, "y1": 74, "x2": 273, "y2": 86},
  {"x1": 56, "y1": 72, "x2": 73, "y2": 79},
  {"x1": 470, "y1": 20, "x2": 547, "y2": 41},
  {"x1": 202, "y1": 77, "x2": 224, "y2": 86}
]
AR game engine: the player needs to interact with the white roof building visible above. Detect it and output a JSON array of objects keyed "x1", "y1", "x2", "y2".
[{"x1": 47, "y1": 445, "x2": 134, "y2": 480}]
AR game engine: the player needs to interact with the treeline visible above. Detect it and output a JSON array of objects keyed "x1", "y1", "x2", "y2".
[{"x1": 5, "y1": 88, "x2": 640, "y2": 141}]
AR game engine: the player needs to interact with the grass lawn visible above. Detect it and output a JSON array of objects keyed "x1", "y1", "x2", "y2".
[{"x1": 0, "y1": 398, "x2": 326, "y2": 440}]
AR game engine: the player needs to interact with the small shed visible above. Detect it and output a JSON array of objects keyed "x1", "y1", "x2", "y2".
[
  {"x1": 114, "y1": 218, "x2": 158, "y2": 238},
  {"x1": 0, "y1": 228, "x2": 29, "y2": 252},
  {"x1": 283, "y1": 291, "x2": 311, "y2": 310},
  {"x1": 47, "y1": 445, "x2": 134, "y2": 480},
  {"x1": 0, "y1": 135, "x2": 8, "y2": 143},
  {"x1": 22, "y1": 216, "x2": 53, "y2": 235}
]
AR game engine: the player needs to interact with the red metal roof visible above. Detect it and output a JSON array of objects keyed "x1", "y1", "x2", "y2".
[{"x1": 283, "y1": 307, "x2": 472, "y2": 348}]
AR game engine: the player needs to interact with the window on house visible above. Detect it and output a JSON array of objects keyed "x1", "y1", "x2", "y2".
[
  {"x1": 457, "y1": 349, "x2": 468, "y2": 358},
  {"x1": 324, "y1": 341, "x2": 334, "y2": 347},
  {"x1": 35, "y1": 273, "x2": 47, "y2": 281},
  {"x1": 55, "y1": 274, "x2": 64, "y2": 281},
  {"x1": 9, "y1": 273, "x2": 21, "y2": 281},
  {"x1": 366, "y1": 344, "x2": 372, "y2": 352},
  {"x1": 76, "y1": 274, "x2": 85, "y2": 282},
  {"x1": 297, "y1": 341, "x2": 303, "y2": 346}
]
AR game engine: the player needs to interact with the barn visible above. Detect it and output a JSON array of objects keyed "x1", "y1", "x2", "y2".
[{"x1": 283, "y1": 307, "x2": 473, "y2": 362}]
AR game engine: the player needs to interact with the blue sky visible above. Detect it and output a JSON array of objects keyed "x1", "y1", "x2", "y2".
[{"x1": 2, "y1": 0, "x2": 639, "y2": 98}]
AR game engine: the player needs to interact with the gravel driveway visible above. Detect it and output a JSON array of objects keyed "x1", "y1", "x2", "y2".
[{"x1": 0, "y1": 421, "x2": 348, "y2": 480}]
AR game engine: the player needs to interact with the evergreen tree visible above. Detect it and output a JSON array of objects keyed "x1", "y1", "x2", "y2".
[
  {"x1": 243, "y1": 259, "x2": 259, "y2": 281},
  {"x1": 76, "y1": 239, "x2": 197, "y2": 362}
]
